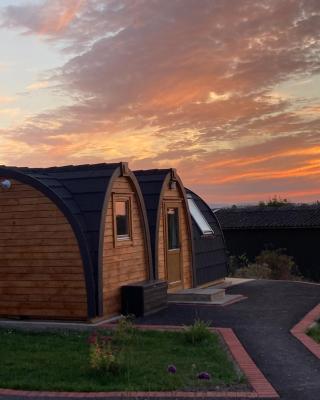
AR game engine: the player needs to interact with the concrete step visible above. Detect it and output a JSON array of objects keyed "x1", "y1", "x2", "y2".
[
  {"x1": 168, "y1": 287, "x2": 225, "y2": 303},
  {"x1": 224, "y1": 277, "x2": 254, "y2": 287},
  {"x1": 168, "y1": 293, "x2": 245, "y2": 306},
  {"x1": 207, "y1": 281, "x2": 233, "y2": 289}
]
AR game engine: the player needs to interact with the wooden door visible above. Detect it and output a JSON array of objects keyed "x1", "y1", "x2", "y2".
[{"x1": 164, "y1": 203, "x2": 183, "y2": 290}]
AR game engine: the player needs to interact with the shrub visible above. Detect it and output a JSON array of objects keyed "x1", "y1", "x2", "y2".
[
  {"x1": 88, "y1": 331, "x2": 124, "y2": 375},
  {"x1": 184, "y1": 320, "x2": 212, "y2": 345},
  {"x1": 228, "y1": 253, "x2": 249, "y2": 276},
  {"x1": 255, "y1": 248, "x2": 297, "y2": 280},
  {"x1": 230, "y1": 249, "x2": 300, "y2": 281},
  {"x1": 233, "y1": 263, "x2": 272, "y2": 279},
  {"x1": 113, "y1": 314, "x2": 136, "y2": 344}
]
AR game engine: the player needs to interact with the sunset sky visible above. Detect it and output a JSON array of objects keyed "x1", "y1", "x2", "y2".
[{"x1": 0, "y1": 0, "x2": 319, "y2": 205}]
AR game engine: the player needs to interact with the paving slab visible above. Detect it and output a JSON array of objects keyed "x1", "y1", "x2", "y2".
[{"x1": 168, "y1": 293, "x2": 245, "y2": 306}]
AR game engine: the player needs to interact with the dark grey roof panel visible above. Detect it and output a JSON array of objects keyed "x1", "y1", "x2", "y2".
[
  {"x1": 216, "y1": 205, "x2": 320, "y2": 229},
  {"x1": 134, "y1": 169, "x2": 170, "y2": 183},
  {"x1": 34, "y1": 178, "x2": 61, "y2": 187},
  {"x1": 61, "y1": 198, "x2": 82, "y2": 214},
  {"x1": 72, "y1": 193, "x2": 106, "y2": 211},
  {"x1": 57, "y1": 178, "x2": 110, "y2": 193},
  {"x1": 135, "y1": 184, "x2": 164, "y2": 195},
  {"x1": 47, "y1": 171, "x2": 115, "y2": 180},
  {"x1": 143, "y1": 196, "x2": 161, "y2": 210},
  {"x1": 83, "y1": 212, "x2": 103, "y2": 231},
  {"x1": 135, "y1": 169, "x2": 171, "y2": 176},
  {"x1": 186, "y1": 188, "x2": 228, "y2": 284},
  {"x1": 48, "y1": 187, "x2": 73, "y2": 199},
  {"x1": 196, "y1": 263, "x2": 228, "y2": 286},
  {"x1": 134, "y1": 170, "x2": 171, "y2": 275}
]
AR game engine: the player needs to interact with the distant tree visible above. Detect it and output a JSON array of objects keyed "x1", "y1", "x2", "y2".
[{"x1": 258, "y1": 195, "x2": 290, "y2": 207}]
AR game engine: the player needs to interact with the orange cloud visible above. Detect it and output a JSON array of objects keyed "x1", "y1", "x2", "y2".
[
  {"x1": 26, "y1": 81, "x2": 50, "y2": 91},
  {"x1": 2, "y1": 0, "x2": 85, "y2": 37},
  {"x1": 211, "y1": 162, "x2": 320, "y2": 185},
  {"x1": 37, "y1": 0, "x2": 85, "y2": 35},
  {"x1": 204, "y1": 146, "x2": 320, "y2": 170},
  {"x1": 0, "y1": 96, "x2": 15, "y2": 104},
  {"x1": 0, "y1": 108, "x2": 20, "y2": 117}
]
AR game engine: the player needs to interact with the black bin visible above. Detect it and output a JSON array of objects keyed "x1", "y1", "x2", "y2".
[{"x1": 121, "y1": 280, "x2": 168, "y2": 317}]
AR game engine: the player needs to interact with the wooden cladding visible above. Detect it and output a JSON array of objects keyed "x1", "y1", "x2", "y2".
[
  {"x1": 0, "y1": 178, "x2": 88, "y2": 320},
  {"x1": 102, "y1": 176, "x2": 148, "y2": 317}
]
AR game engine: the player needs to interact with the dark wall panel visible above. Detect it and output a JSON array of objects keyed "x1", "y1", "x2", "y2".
[{"x1": 223, "y1": 228, "x2": 320, "y2": 281}]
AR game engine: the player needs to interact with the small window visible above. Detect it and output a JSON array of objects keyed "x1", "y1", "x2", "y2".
[
  {"x1": 115, "y1": 200, "x2": 130, "y2": 240},
  {"x1": 167, "y1": 207, "x2": 180, "y2": 250},
  {"x1": 187, "y1": 196, "x2": 214, "y2": 236}
]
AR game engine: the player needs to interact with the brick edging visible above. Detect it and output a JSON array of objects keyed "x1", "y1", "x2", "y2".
[
  {"x1": 290, "y1": 303, "x2": 320, "y2": 359},
  {"x1": 0, "y1": 325, "x2": 278, "y2": 399},
  {"x1": 216, "y1": 328, "x2": 278, "y2": 398}
]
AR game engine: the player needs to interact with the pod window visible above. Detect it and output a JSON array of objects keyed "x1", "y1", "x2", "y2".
[
  {"x1": 187, "y1": 195, "x2": 214, "y2": 236},
  {"x1": 114, "y1": 198, "x2": 131, "y2": 240},
  {"x1": 167, "y1": 207, "x2": 180, "y2": 250}
]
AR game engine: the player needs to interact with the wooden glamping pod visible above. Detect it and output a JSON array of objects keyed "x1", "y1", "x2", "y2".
[
  {"x1": 0, "y1": 163, "x2": 152, "y2": 321},
  {"x1": 185, "y1": 188, "x2": 229, "y2": 286},
  {"x1": 134, "y1": 169, "x2": 194, "y2": 291}
]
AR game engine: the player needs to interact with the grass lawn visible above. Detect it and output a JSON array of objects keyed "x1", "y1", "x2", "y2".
[
  {"x1": 307, "y1": 323, "x2": 320, "y2": 344},
  {"x1": 0, "y1": 327, "x2": 246, "y2": 392}
]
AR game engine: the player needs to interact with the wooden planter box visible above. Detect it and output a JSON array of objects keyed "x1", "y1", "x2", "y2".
[{"x1": 121, "y1": 280, "x2": 168, "y2": 317}]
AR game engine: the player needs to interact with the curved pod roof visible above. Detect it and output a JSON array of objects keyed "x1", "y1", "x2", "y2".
[
  {"x1": 134, "y1": 168, "x2": 195, "y2": 286},
  {"x1": 186, "y1": 188, "x2": 229, "y2": 285},
  {"x1": 0, "y1": 163, "x2": 152, "y2": 318}
]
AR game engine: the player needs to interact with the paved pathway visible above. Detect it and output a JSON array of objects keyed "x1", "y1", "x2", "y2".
[
  {"x1": 138, "y1": 279, "x2": 320, "y2": 400},
  {"x1": 0, "y1": 280, "x2": 319, "y2": 400}
]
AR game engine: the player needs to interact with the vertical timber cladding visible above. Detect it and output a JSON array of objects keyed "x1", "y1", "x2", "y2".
[
  {"x1": 0, "y1": 178, "x2": 88, "y2": 319},
  {"x1": 158, "y1": 180, "x2": 192, "y2": 289},
  {"x1": 102, "y1": 176, "x2": 149, "y2": 317}
]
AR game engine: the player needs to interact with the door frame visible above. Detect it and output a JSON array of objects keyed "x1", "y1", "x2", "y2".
[{"x1": 163, "y1": 200, "x2": 184, "y2": 291}]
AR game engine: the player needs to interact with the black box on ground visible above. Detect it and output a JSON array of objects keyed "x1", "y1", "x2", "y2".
[{"x1": 121, "y1": 280, "x2": 168, "y2": 317}]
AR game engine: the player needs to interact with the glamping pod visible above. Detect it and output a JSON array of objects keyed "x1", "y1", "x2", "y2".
[
  {"x1": 134, "y1": 169, "x2": 194, "y2": 291},
  {"x1": 0, "y1": 163, "x2": 152, "y2": 321},
  {"x1": 185, "y1": 188, "x2": 229, "y2": 286}
]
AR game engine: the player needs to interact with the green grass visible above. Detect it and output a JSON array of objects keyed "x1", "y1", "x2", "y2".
[
  {"x1": 0, "y1": 328, "x2": 245, "y2": 392},
  {"x1": 307, "y1": 323, "x2": 320, "y2": 344}
]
